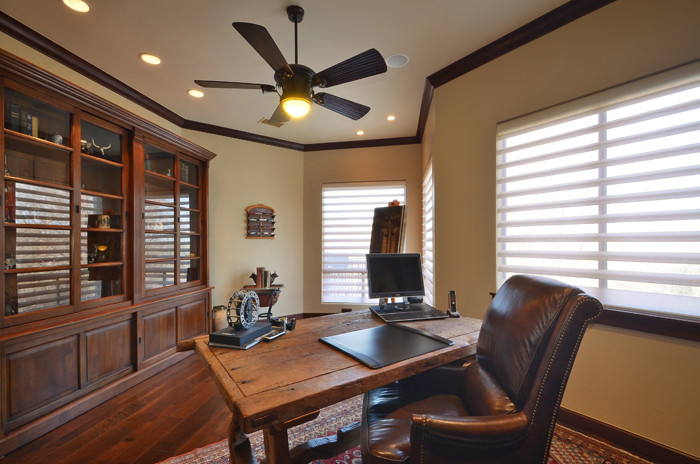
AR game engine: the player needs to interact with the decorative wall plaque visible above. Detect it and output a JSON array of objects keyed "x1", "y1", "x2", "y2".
[{"x1": 246, "y1": 204, "x2": 275, "y2": 239}]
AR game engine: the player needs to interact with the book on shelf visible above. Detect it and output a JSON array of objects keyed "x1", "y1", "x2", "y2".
[{"x1": 8, "y1": 104, "x2": 20, "y2": 131}]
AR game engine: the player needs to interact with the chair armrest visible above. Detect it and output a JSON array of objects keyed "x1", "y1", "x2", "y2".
[{"x1": 410, "y1": 412, "x2": 529, "y2": 462}]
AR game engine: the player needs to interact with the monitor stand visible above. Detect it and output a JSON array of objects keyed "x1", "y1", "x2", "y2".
[{"x1": 379, "y1": 297, "x2": 409, "y2": 310}]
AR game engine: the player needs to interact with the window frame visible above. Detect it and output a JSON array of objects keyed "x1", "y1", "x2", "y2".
[
  {"x1": 320, "y1": 181, "x2": 407, "y2": 305},
  {"x1": 495, "y1": 60, "x2": 700, "y2": 343},
  {"x1": 422, "y1": 159, "x2": 435, "y2": 305}
]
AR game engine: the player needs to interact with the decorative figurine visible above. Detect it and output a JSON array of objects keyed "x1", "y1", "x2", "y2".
[
  {"x1": 91, "y1": 138, "x2": 111, "y2": 158},
  {"x1": 227, "y1": 289, "x2": 260, "y2": 330},
  {"x1": 96, "y1": 214, "x2": 110, "y2": 229}
]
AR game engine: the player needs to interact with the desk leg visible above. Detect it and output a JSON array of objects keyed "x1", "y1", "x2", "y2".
[
  {"x1": 263, "y1": 426, "x2": 291, "y2": 464},
  {"x1": 228, "y1": 419, "x2": 258, "y2": 464}
]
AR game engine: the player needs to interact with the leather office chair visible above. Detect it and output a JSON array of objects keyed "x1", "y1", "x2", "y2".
[{"x1": 361, "y1": 275, "x2": 603, "y2": 464}]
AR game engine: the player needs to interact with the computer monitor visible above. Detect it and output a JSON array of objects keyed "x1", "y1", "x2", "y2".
[{"x1": 366, "y1": 253, "x2": 425, "y2": 299}]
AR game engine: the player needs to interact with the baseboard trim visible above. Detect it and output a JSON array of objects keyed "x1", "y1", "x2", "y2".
[{"x1": 558, "y1": 407, "x2": 700, "y2": 464}]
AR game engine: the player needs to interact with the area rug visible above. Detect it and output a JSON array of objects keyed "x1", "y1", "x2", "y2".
[{"x1": 159, "y1": 395, "x2": 652, "y2": 464}]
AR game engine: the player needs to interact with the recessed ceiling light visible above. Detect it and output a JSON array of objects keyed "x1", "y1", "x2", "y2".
[
  {"x1": 387, "y1": 115, "x2": 396, "y2": 121},
  {"x1": 386, "y1": 54, "x2": 409, "y2": 68},
  {"x1": 62, "y1": 0, "x2": 90, "y2": 12},
  {"x1": 139, "y1": 53, "x2": 161, "y2": 65},
  {"x1": 188, "y1": 89, "x2": 204, "y2": 98},
  {"x1": 356, "y1": 130, "x2": 365, "y2": 136}
]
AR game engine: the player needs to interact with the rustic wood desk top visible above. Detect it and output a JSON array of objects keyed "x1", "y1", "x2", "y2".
[{"x1": 184, "y1": 310, "x2": 481, "y2": 435}]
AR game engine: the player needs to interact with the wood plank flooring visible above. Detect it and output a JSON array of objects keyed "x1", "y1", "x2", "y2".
[{"x1": 1, "y1": 354, "x2": 231, "y2": 464}]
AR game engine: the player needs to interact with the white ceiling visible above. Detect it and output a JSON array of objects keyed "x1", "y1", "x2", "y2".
[{"x1": 0, "y1": 0, "x2": 567, "y2": 145}]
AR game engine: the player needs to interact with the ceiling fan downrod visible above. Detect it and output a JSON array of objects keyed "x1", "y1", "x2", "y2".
[{"x1": 287, "y1": 5, "x2": 304, "y2": 65}]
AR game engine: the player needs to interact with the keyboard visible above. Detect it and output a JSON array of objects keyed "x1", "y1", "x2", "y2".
[{"x1": 370, "y1": 303, "x2": 449, "y2": 322}]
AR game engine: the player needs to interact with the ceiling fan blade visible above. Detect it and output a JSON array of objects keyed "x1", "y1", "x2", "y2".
[
  {"x1": 194, "y1": 80, "x2": 276, "y2": 93},
  {"x1": 314, "y1": 49, "x2": 387, "y2": 88},
  {"x1": 269, "y1": 103, "x2": 291, "y2": 124},
  {"x1": 314, "y1": 93, "x2": 370, "y2": 120},
  {"x1": 233, "y1": 22, "x2": 293, "y2": 75}
]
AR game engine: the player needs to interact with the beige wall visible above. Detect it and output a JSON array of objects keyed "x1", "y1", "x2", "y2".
[
  {"x1": 431, "y1": 0, "x2": 700, "y2": 456},
  {"x1": 182, "y1": 131, "x2": 304, "y2": 317},
  {"x1": 4, "y1": 0, "x2": 700, "y2": 455},
  {"x1": 302, "y1": 145, "x2": 422, "y2": 314}
]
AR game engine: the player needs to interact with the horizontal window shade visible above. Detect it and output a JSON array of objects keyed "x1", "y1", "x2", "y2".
[
  {"x1": 422, "y1": 161, "x2": 435, "y2": 305},
  {"x1": 496, "y1": 61, "x2": 700, "y2": 318},
  {"x1": 322, "y1": 182, "x2": 405, "y2": 304}
]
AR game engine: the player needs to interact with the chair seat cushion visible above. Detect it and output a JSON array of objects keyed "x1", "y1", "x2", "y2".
[{"x1": 363, "y1": 387, "x2": 468, "y2": 463}]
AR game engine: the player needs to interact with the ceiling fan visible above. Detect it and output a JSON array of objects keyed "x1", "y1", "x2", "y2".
[{"x1": 194, "y1": 5, "x2": 387, "y2": 125}]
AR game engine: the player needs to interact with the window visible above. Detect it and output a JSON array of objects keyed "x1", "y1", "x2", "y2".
[
  {"x1": 321, "y1": 182, "x2": 406, "y2": 304},
  {"x1": 496, "y1": 61, "x2": 700, "y2": 319},
  {"x1": 422, "y1": 161, "x2": 435, "y2": 305}
]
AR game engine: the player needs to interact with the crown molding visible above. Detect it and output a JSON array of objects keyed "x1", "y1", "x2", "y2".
[
  {"x1": 427, "y1": 0, "x2": 616, "y2": 88},
  {"x1": 182, "y1": 120, "x2": 305, "y2": 151},
  {"x1": 0, "y1": 0, "x2": 616, "y2": 152}
]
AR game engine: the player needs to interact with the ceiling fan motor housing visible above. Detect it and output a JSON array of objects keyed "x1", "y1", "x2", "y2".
[
  {"x1": 195, "y1": 4, "x2": 386, "y2": 123},
  {"x1": 276, "y1": 64, "x2": 315, "y2": 102}
]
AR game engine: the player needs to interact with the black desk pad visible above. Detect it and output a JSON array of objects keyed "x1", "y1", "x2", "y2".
[{"x1": 319, "y1": 323, "x2": 454, "y2": 369}]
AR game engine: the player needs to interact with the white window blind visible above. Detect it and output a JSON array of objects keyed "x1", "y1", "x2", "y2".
[
  {"x1": 322, "y1": 182, "x2": 406, "y2": 304},
  {"x1": 496, "y1": 61, "x2": 700, "y2": 318},
  {"x1": 422, "y1": 161, "x2": 435, "y2": 305}
]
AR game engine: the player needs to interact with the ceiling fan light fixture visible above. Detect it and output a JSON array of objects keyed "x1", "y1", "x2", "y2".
[
  {"x1": 62, "y1": 0, "x2": 90, "y2": 12},
  {"x1": 282, "y1": 96, "x2": 311, "y2": 118},
  {"x1": 139, "y1": 53, "x2": 161, "y2": 65}
]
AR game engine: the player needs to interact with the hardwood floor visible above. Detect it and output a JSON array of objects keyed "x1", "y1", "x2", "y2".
[{"x1": 1, "y1": 354, "x2": 231, "y2": 464}]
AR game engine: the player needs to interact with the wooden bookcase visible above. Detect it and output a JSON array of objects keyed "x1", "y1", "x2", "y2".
[{"x1": 0, "y1": 49, "x2": 215, "y2": 454}]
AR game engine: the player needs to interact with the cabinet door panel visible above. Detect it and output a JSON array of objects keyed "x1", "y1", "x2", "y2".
[
  {"x1": 179, "y1": 300, "x2": 206, "y2": 340},
  {"x1": 142, "y1": 308, "x2": 176, "y2": 359},
  {"x1": 85, "y1": 320, "x2": 133, "y2": 384},
  {"x1": 5, "y1": 336, "x2": 79, "y2": 422}
]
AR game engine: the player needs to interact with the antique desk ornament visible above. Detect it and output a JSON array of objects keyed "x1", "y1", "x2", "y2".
[{"x1": 208, "y1": 288, "x2": 272, "y2": 349}]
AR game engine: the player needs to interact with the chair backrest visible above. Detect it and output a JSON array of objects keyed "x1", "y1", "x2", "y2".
[{"x1": 476, "y1": 275, "x2": 603, "y2": 409}]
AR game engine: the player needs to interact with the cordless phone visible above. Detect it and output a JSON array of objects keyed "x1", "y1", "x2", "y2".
[{"x1": 447, "y1": 290, "x2": 460, "y2": 317}]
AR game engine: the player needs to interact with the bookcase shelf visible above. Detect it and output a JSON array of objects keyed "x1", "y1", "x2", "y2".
[{"x1": 0, "y1": 48, "x2": 214, "y2": 455}]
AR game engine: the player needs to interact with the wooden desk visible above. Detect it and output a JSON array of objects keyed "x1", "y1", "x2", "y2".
[{"x1": 178, "y1": 310, "x2": 481, "y2": 464}]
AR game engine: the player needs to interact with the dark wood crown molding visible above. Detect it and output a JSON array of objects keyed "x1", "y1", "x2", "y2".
[
  {"x1": 304, "y1": 136, "x2": 419, "y2": 152},
  {"x1": 417, "y1": 0, "x2": 616, "y2": 139},
  {"x1": 0, "y1": 10, "x2": 184, "y2": 128},
  {"x1": 1, "y1": 1, "x2": 616, "y2": 151},
  {"x1": 0, "y1": 48, "x2": 216, "y2": 161},
  {"x1": 182, "y1": 120, "x2": 304, "y2": 151},
  {"x1": 427, "y1": 0, "x2": 616, "y2": 88}
]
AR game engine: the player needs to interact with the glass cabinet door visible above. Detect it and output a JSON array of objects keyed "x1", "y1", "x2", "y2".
[
  {"x1": 79, "y1": 120, "x2": 125, "y2": 302},
  {"x1": 144, "y1": 143, "x2": 176, "y2": 290},
  {"x1": 143, "y1": 144, "x2": 202, "y2": 291},
  {"x1": 3, "y1": 88, "x2": 73, "y2": 316},
  {"x1": 179, "y1": 159, "x2": 200, "y2": 284},
  {"x1": 3, "y1": 86, "x2": 130, "y2": 319}
]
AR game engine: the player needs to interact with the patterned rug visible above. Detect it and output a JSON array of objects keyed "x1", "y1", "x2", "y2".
[{"x1": 159, "y1": 396, "x2": 652, "y2": 464}]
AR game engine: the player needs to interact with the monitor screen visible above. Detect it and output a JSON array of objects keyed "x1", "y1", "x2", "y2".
[{"x1": 366, "y1": 253, "x2": 425, "y2": 299}]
